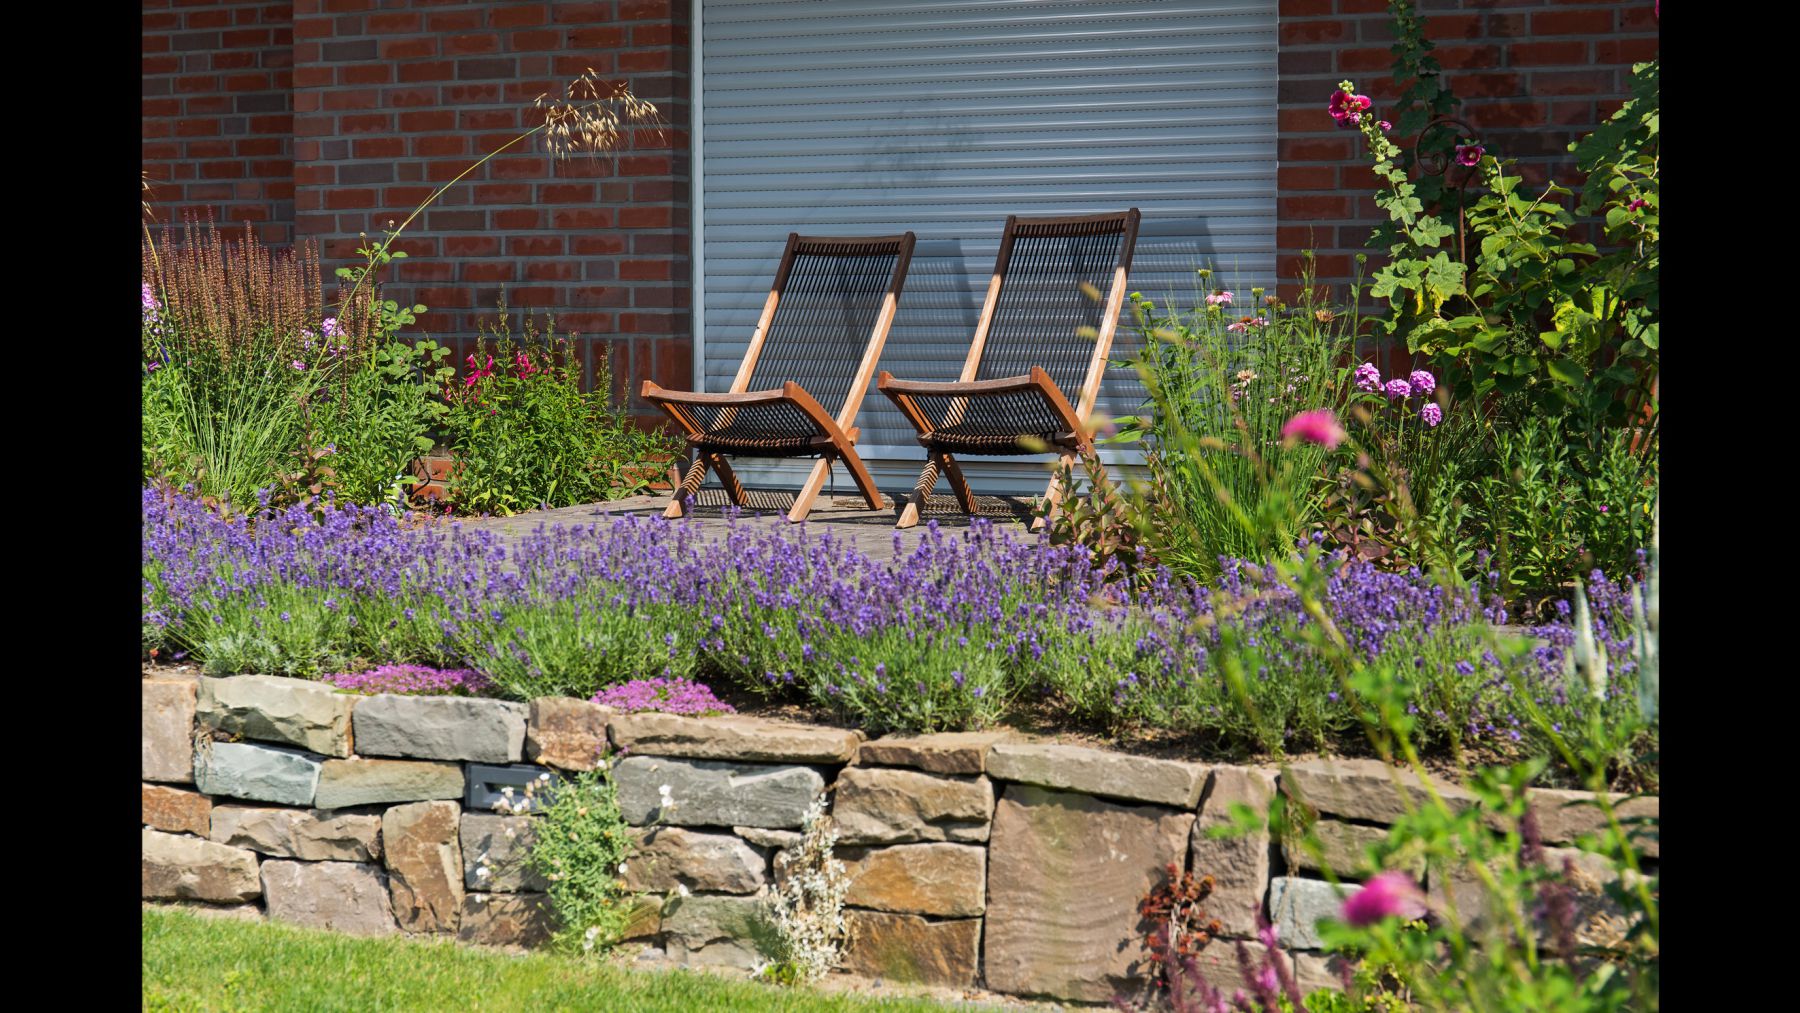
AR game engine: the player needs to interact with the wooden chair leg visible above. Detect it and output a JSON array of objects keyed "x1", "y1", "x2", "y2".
[
  {"x1": 664, "y1": 455, "x2": 710, "y2": 519},
  {"x1": 1031, "y1": 450, "x2": 1079, "y2": 531},
  {"x1": 939, "y1": 452, "x2": 977, "y2": 515},
  {"x1": 896, "y1": 455, "x2": 942, "y2": 529},
  {"x1": 836, "y1": 444, "x2": 886, "y2": 512},
  {"x1": 787, "y1": 458, "x2": 834, "y2": 524},
  {"x1": 710, "y1": 453, "x2": 747, "y2": 506}
]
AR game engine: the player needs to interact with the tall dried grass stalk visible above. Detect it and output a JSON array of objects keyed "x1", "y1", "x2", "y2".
[{"x1": 336, "y1": 72, "x2": 660, "y2": 318}]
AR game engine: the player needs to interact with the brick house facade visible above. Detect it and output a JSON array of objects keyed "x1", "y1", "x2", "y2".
[{"x1": 143, "y1": 0, "x2": 1658, "y2": 423}]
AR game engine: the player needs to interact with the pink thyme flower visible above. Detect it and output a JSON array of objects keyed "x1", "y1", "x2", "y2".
[
  {"x1": 1384, "y1": 378, "x2": 1412, "y2": 400},
  {"x1": 1281, "y1": 409, "x2": 1346, "y2": 450},
  {"x1": 290, "y1": 360, "x2": 307, "y2": 371},
  {"x1": 1206, "y1": 290, "x2": 1234, "y2": 307},
  {"x1": 1354, "y1": 362, "x2": 1382, "y2": 392},
  {"x1": 1408, "y1": 369, "x2": 1436, "y2": 396},
  {"x1": 1455, "y1": 144, "x2": 1485, "y2": 167},
  {"x1": 1419, "y1": 402, "x2": 1442, "y2": 427},
  {"x1": 1342, "y1": 872, "x2": 1428, "y2": 927},
  {"x1": 1329, "y1": 88, "x2": 1373, "y2": 129}
]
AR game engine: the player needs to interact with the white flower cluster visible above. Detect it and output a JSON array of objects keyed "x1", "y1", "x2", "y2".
[{"x1": 762, "y1": 793, "x2": 850, "y2": 984}]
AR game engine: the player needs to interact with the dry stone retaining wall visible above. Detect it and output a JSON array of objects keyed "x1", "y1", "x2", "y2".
[{"x1": 143, "y1": 673, "x2": 1659, "y2": 1003}]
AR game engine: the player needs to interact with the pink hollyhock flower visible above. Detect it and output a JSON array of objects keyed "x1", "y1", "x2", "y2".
[
  {"x1": 1377, "y1": 120, "x2": 1392, "y2": 132},
  {"x1": 1342, "y1": 872, "x2": 1428, "y2": 927},
  {"x1": 1354, "y1": 362, "x2": 1382, "y2": 392},
  {"x1": 1455, "y1": 144, "x2": 1485, "y2": 167},
  {"x1": 1282, "y1": 409, "x2": 1346, "y2": 450},
  {"x1": 1408, "y1": 369, "x2": 1436, "y2": 396},
  {"x1": 1329, "y1": 89, "x2": 1372, "y2": 129},
  {"x1": 1419, "y1": 402, "x2": 1442, "y2": 427},
  {"x1": 1384, "y1": 378, "x2": 1412, "y2": 400},
  {"x1": 1206, "y1": 290, "x2": 1234, "y2": 307}
]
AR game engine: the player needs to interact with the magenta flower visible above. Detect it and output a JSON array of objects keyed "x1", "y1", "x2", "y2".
[
  {"x1": 1342, "y1": 872, "x2": 1428, "y2": 927},
  {"x1": 320, "y1": 317, "x2": 344, "y2": 338},
  {"x1": 1599, "y1": 505, "x2": 1610, "y2": 514},
  {"x1": 1354, "y1": 362, "x2": 1382, "y2": 392},
  {"x1": 1419, "y1": 402, "x2": 1442, "y2": 427},
  {"x1": 1281, "y1": 409, "x2": 1346, "y2": 450},
  {"x1": 1329, "y1": 88, "x2": 1373, "y2": 129},
  {"x1": 1408, "y1": 370, "x2": 1436, "y2": 396},
  {"x1": 1454, "y1": 144, "x2": 1485, "y2": 167},
  {"x1": 1627, "y1": 198, "x2": 1648, "y2": 211},
  {"x1": 1227, "y1": 316, "x2": 1267, "y2": 334},
  {"x1": 1377, "y1": 120, "x2": 1392, "y2": 132},
  {"x1": 1206, "y1": 291, "x2": 1234, "y2": 307},
  {"x1": 290, "y1": 360, "x2": 307, "y2": 371},
  {"x1": 1384, "y1": 378, "x2": 1412, "y2": 400}
]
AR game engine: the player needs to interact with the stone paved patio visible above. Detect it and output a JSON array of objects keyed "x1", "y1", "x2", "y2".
[{"x1": 455, "y1": 489, "x2": 1042, "y2": 561}]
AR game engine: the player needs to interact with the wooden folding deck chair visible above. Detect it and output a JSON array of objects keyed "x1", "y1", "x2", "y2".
[
  {"x1": 642, "y1": 232, "x2": 916, "y2": 523},
  {"x1": 877, "y1": 209, "x2": 1140, "y2": 529}
]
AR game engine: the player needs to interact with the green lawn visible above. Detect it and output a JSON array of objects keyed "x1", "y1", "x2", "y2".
[{"x1": 142, "y1": 907, "x2": 965, "y2": 1012}]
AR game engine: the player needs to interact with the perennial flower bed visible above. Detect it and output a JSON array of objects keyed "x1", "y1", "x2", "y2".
[{"x1": 142, "y1": 486, "x2": 1650, "y2": 783}]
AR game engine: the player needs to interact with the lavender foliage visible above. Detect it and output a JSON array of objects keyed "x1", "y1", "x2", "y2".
[{"x1": 142, "y1": 487, "x2": 1646, "y2": 758}]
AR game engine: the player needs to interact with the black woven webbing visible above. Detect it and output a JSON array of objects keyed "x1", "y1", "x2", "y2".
[
  {"x1": 910, "y1": 389, "x2": 1070, "y2": 456},
  {"x1": 975, "y1": 225, "x2": 1126, "y2": 398},
  {"x1": 684, "y1": 400, "x2": 825, "y2": 452},
  {"x1": 745, "y1": 245, "x2": 899, "y2": 416}
]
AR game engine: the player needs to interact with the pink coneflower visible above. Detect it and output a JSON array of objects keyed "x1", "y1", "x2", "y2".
[
  {"x1": 1341, "y1": 871, "x2": 1428, "y2": 927},
  {"x1": 1227, "y1": 315, "x2": 1267, "y2": 333},
  {"x1": 1281, "y1": 409, "x2": 1347, "y2": 450},
  {"x1": 1206, "y1": 290, "x2": 1234, "y2": 307},
  {"x1": 1455, "y1": 144, "x2": 1485, "y2": 167}
]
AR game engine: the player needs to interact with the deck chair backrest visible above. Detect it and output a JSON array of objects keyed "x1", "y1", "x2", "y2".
[
  {"x1": 737, "y1": 234, "x2": 916, "y2": 424},
  {"x1": 967, "y1": 210, "x2": 1140, "y2": 414}
]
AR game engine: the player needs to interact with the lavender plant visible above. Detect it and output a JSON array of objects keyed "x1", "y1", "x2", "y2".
[{"x1": 142, "y1": 485, "x2": 1647, "y2": 783}]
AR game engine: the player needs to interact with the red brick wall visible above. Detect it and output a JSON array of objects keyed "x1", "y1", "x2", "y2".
[
  {"x1": 288, "y1": 0, "x2": 692, "y2": 412},
  {"x1": 1275, "y1": 0, "x2": 1660, "y2": 305},
  {"x1": 143, "y1": 1, "x2": 296, "y2": 245}
]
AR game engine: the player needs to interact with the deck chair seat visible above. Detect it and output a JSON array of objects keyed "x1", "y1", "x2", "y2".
[
  {"x1": 643, "y1": 233, "x2": 915, "y2": 523},
  {"x1": 878, "y1": 210, "x2": 1140, "y2": 528}
]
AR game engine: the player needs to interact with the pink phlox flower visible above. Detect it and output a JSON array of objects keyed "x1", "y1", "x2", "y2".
[
  {"x1": 1341, "y1": 871, "x2": 1428, "y2": 927},
  {"x1": 1419, "y1": 402, "x2": 1442, "y2": 427},
  {"x1": 1354, "y1": 362, "x2": 1382, "y2": 392},
  {"x1": 1384, "y1": 378, "x2": 1412, "y2": 399},
  {"x1": 1454, "y1": 144, "x2": 1485, "y2": 167},
  {"x1": 1408, "y1": 370, "x2": 1436, "y2": 396},
  {"x1": 1281, "y1": 409, "x2": 1346, "y2": 450}
]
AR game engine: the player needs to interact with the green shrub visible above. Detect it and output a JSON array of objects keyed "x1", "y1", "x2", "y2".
[
  {"x1": 521, "y1": 764, "x2": 637, "y2": 956},
  {"x1": 310, "y1": 337, "x2": 453, "y2": 509},
  {"x1": 443, "y1": 304, "x2": 675, "y2": 515}
]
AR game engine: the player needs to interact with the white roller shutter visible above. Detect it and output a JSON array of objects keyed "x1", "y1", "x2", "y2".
[{"x1": 696, "y1": 0, "x2": 1278, "y2": 492}]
